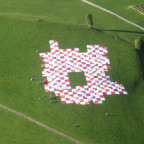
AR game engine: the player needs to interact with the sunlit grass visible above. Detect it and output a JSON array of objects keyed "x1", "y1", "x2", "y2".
[{"x1": 0, "y1": 0, "x2": 144, "y2": 144}]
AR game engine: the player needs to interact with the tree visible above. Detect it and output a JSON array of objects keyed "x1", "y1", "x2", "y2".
[
  {"x1": 134, "y1": 35, "x2": 144, "y2": 51},
  {"x1": 86, "y1": 14, "x2": 93, "y2": 28}
]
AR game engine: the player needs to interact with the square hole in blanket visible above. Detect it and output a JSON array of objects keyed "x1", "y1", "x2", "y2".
[{"x1": 68, "y1": 72, "x2": 87, "y2": 89}]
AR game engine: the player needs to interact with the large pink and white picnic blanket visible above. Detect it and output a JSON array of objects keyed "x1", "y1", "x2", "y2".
[{"x1": 39, "y1": 40, "x2": 127, "y2": 105}]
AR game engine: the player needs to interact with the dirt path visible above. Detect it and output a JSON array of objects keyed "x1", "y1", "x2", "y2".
[
  {"x1": 81, "y1": 0, "x2": 144, "y2": 31},
  {"x1": 0, "y1": 104, "x2": 84, "y2": 144},
  {"x1": 129, "y1": 6, "x2": 144, "y2": 16}
]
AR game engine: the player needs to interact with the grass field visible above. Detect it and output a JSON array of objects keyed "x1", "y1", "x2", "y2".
[
  {"x1": 89, "y1": 0, "x2": 144, "y2": 27},
  {"x1": 0, "y1": 109, "x2": 73, "y2": 144},
  {"x1": 0, "y1": 0, "x2": 144, "y2": 144}
]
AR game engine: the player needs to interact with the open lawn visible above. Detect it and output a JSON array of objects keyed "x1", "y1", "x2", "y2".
[
  {"x1": 89, "y1": 0, "x2": 144, "y2": 27},
  {"x1": 0, "y1": 109, "x2": 72, "y2": 144},
  {"x1": 0, "y1": 0, "x2": 144, "y2": 144}
]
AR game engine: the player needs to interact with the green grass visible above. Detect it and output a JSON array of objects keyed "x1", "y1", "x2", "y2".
[
  {"x1": 131, "y1": 5, "x2": 144, "y2": 15},
  {"x1": 89, "y1": 0, "x2": 144, "y2": 27},
  {"x1": 0, "y1": 0, "x2": 144, "y2": 144},
  {"x1": 0, "y1": 109, "x2": 73, "y2": 144},
  {"x1": 68, "y1": 72, "x2": 87, "y2": 89}
]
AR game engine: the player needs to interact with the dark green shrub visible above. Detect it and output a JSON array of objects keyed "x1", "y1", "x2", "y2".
[
  {"x1": 134, "y1": 36, "x2": 144, "y2": 51},
  {"x1": 86, "y1": 14, "x2": 93, "y2": 28}
]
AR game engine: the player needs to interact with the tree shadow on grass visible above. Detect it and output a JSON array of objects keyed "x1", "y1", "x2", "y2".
[
  {"x1": 136, "y1": 50, "x2": 144, "y2": 80},
  {"x1": 92, "y1": 28, "x2": 144, "y2": 34},
  {"x1": 91, "y1": 27, "x2": 136, "y2": 46}
]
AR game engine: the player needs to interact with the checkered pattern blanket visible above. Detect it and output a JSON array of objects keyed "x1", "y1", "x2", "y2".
[{"x1": 39, "y1": 40, "x2": 127, "y2": 105}]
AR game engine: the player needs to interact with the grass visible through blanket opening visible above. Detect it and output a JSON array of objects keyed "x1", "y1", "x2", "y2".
[{"x1": 68, "y1": 72, "x2": 87, "y2": 89}]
